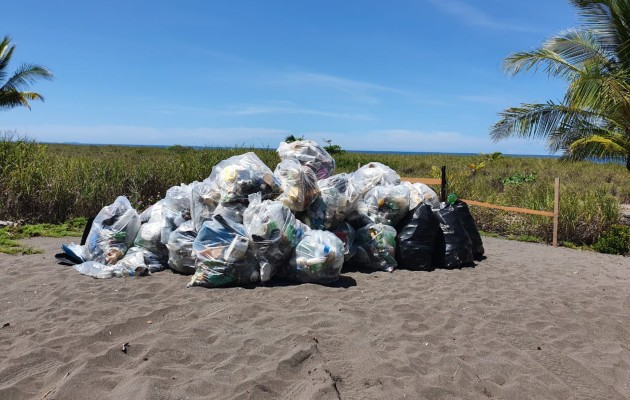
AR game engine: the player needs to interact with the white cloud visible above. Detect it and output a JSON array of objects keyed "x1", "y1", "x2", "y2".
[{"x1": 428, "y1": 0, "x2": 538, "y2": 33}]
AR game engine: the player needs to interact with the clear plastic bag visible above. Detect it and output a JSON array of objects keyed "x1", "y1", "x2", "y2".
[
  {"x1": 413, "y1": 182, "x2": 440, "y2": 208},
  {"x1": 166, "y1": 220, "x2": 197, "y2": 275},
  {"x1": 401, "y1": 181, "x2": 423, "y2": 210},
  {"x1": 243, "y1": 194, "x2": 308, "y2": 282},
  {"x1": 275, "y1": 159, "x2": 320, "y2": 212},
  {"x1": 161, "y1": 183, "x2": 193, "y2": 243},
  {"x1": 188, "y1": 215, "x2": 260, "y2": 288},
  {"x1": 77, "y1": 196, "x2": 141, "y2": 265},
  {"x1": 277, "y1": 140, "x2": 335, "y2": 179},
  {"x1": 305, "y1": 173, "x2": 351, "y2": 229},
  {"x1": 208, "y1": 152, "x2": 281, "y2": 203},
  {"x1": 328, "y1": 221, "x2": 357, "y2": 262},
  {"x1": 354, "y1": 223, "x2": 398, "y2": 272},
  {"x1": 286, "y1": 230, "x2": 344, "y2": 284},
  {"x1": 190, "y1": 180, "x2": 220, "y2": 231},
  {"x1": 361, "y1": 184, "x2": 411, "y2": 227},
  {"x1": 347, "y1": 162, "x2": 400, "y2": 207}
]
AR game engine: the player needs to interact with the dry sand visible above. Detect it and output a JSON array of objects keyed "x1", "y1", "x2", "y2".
[{"x1": 1, "y1": 236, "x2": 630, "y2": 400}]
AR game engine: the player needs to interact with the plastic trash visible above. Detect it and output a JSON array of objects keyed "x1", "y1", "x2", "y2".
[
  {"x1": 243, "y1": 194, "x2": 307, "y2": 282},
  {"x1": 354, "y1": 223, "x2": 398, "y2": 272},
  {"x1": 277, "y1": 140, "x2": 335, "y2": 179},
  {"x1": 329, "y1": 221, "x2": 357, "y2": 262},
  {"x1": 68, "y1": 196, "x2": 141, "y2": 265},
  {"x1": 361, "y1": 184, "x2": 411, "y2": 227},
  {"x1": 190, "y1": 180, "x2": 220, "y2": 231},
  {"x1": 73, "y1": 260, "x2": 146, "y2": 279},
  {"x1": 188, "y1": 215, "x2": 260, "y2": 288},
  {"x1": 395, "y1": 204, "x2": 441, "y2": 271},
  {"x1": 166, "y1": 221, "x2": 197, "y2": 275},
  {"x1": 304, "y1": 173, "x2": 352, "y2": 229},
  {"x1": 413, "y1": 182, "x2": 440, "y2": 208},
  {"x1": 112, "y1": 247, "x2": 154, "y2": 274},
  {"x1": 286, "y1": 230, "x2": 344, "y2": 284},
  {"x1": 347, "y1": 162, "x2": 401, "y2": 207},
  {"x1": 133, "y1": 200, "x2": 169, "y2": 268},
  {"x1": 401, "y1": 181, "x2": 423, "y2": 210},
  {"x1": 161, "y1": 183, "x2": 193, "y2": 243},
  {"x1": 433, "y1": 204, "x2": 474, "y2": 269},
  {"x1": 208, "y1": 152, "x2": 282, "y2": 203},
  {"x1": 275, "y1": 159, "x2": 320, "y2": 212},
  {"x1": 453, "y1": 200, "x2": 485, "y2": 261}
]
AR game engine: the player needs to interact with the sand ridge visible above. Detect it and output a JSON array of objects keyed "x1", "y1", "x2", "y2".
[{"x1": 1, "y1": 236, "x2": 630, "y2": 399}]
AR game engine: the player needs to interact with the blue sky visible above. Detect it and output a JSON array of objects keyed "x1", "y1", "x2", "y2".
[{"x1": 3, "y1": 0, "x2": 579, "y2": 154}]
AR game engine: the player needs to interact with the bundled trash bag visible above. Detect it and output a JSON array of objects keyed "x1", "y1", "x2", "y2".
[
  {"x1": 304, "y1": 173, "x2": 352, "y2": 229},
  {"x1": 161, "y1": 183, "x2": 193, "y2": 243},
  {"x1": 133, "y1": 200, "x2": 169, "y2": 267},
  {"x1": 329, "y1": 221, "x2": 357, "y2": 262},
  {"x1": 190, "y1": 180, "x2": 220, "y2": 231},
  {"x1": 277, "y1": 140, "x2": 336, "y2": 179},
  {"x1": 243, "y1": 194, "x2": 307, "y2": 282},
  {"x1": 285, "y1": 231, "x2": 344, "y2": 284},
  {"x1": 345, "y1": 207, "x2": 375, "y2": 230},
  {"x1": 65, "y1": 196, "x2": 141, "y2": 266},
  {"x1": 275, "y1": 159, "x2": 320, "y2": 212},
  {"x1": 402, "y1": 181, "x2": 423, "y2": 210},
  {"x1": 353, "y1": 223, "x2": 398, "y2": 272},
  {"x1": 413, "y1": 182, "x2": 440, "y2": 208},
  {"x1": 433, "y1": 204, "x2": 474, "y2": 269},
  {"x1": 453, "y1": 200, "x2": 485, "y2": 260},
  {"x1": 361, "y1": 184, "x2": 411, "y2": 227},
  {"x1": 112, "y1": 246, "x2": 164, "y2": 274},
  {"x1": 188, "y1": 215, "x2": 260, "y2": 288},
  {"x1": 209, "y1": 152, "x2": 282, "y2": 203},
  {"x1": 166, "y1": 220, "x2": 197, "y2": 275},
  {"x1": 395, "y1": 204, "x2": 441, "y2": 271},
  {"x1": 347, "y1": 162, "x2": 401, "y2": 206},
  {"x1": 73, "y1": 260, "x2": 148, "y2": 279},
  {"x1": 214, "y1": 201, "x2": 248, "y2": 224}
]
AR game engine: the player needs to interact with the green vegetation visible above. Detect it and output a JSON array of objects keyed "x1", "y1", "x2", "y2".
[
  {"x1": 592, "y1": 224, "x2": 630, "y2": 255},
  {"x1": 0, "y1": 217, "x2": 85, "y2": 254},
  {"x1": 0, "y1": 35, "x2": 53, "y2": 111},
  {"x1": 491, "y1": 0, "x2": 630, "y2": 170},
  {"x1": 1, "y1": 135, "x2": 629, "y2": 249}
]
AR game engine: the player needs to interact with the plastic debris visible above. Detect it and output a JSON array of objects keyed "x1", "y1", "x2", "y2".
[
  {"x1": 453, "y1": 200, "x2": 485, "y2": 261},
  {"x1": 395, "y1": 204, "x2": 441, "y2": 271},
  {"x1": 412, "y1": 182, "x2": 440, "y2": 208},
  {"x1": 188, "y1": 215, "x2": 260, "y2": 288},
  {"x1": 347, "y1": 162, "x2": 401, "y2": 207},
  {"x1": 161, "y1": 183, "x2": 193, "y2": 243},
  {"x1": 208, "y1": 152, "x2": 281, "y2": 203},
  {"x1": 329, "y1": 221, "x2": 357, "y2": 262},
  {"x1": 361, "y1": 184, "x2": 410, "y2": 227},
  {"x1": 286, "y1": 230, "x2": 344, "y2": 283},
  {"x1": 190, "y1": 180, "x2": 220, "y2": 231},
  {"x1": 243, "y1": 194, "x2": 307, "y2": 282},
  {"x1": 275, "y1": 159, "x2": 320, "y2": 212},
  {"x1": 433, "y1": 203, "x2": 474, "y2": 269},
  {"x1": 305, "y1": 173, "x2": 352, "y2": 229},
  {"x1": 354, "y1": 223, "x2": 398, "y2": 272},
  {"x1": 277, "y1": 140, "x2": 335, "y2": 179},
  {"x1": 166, "y1": 220, "x2": 197, "y2": 275}
]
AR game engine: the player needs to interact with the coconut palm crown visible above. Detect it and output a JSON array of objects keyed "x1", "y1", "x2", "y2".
[
  {"x1": 0, "y1": 35, "x2": 53, "y2": 111},
  {"x1": 490, "y1": 0, "x2": 630, "y2": 170}
]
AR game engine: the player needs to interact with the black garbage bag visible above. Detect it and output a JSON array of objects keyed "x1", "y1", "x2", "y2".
[
  {"x1": 395, "y1": 204, "x2": 441, "y2": 271},
  {"x1": 433, "y1": 204, "x2": 474, "y2": 269},
  {"x1": 453, "y1": 200, "x2": 485, "y2": 261}
]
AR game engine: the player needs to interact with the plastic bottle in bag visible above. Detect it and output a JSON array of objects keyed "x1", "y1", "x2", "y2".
[
  {"x1": 166, "y1": 220, "x2": 197, "y2": 275},
  {"x1": 362, "y1": 184, "x2": 411, "y2": 227},
  {"x1": 354, "y1": 223, "x2": 398, "y2": 272},
  {"x1": 274, "y1": 159, "x2": 320, "y2": 212},
  {"x1": 277, "y1": 140, "x2": 336, "y2": 179},
  {"x1": 287, "y1": 230, "x2": 344, "y2": 284}
]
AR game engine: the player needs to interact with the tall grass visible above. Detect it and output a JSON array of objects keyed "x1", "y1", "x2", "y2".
[{"x1": 1, "y1": 134, "x2": 629, "y2": 245}]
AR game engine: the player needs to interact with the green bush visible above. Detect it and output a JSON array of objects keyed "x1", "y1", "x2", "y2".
[{"x1": 593, "y1": 225, "x2": 630, "y2": 255}]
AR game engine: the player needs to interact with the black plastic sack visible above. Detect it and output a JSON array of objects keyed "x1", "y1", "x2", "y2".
[
  {"x1": 433, "y1": 204, "x2": 474, "y2": 269},
  {"x1": 453, "y1": 200, "x2": 485, "y2": 261},
  {"x1": 395, "y1": 204, "x2": 440, "y2": 271}
]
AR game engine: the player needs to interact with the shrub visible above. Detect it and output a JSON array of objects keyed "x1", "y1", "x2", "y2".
[{"x1": 593, "y1": 225, "x2": 630, "y2": 255}]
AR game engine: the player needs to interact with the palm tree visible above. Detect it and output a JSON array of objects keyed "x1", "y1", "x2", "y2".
[
  {"x1": 0, "y1": 35, "x2": 52, "y2": 111},
  {"x1": 490, "y1": 0, "x2": 630, "y2": 170}
]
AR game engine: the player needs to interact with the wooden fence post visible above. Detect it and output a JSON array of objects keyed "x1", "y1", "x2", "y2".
[
  {"x1": 440, "y1": 166, "x2": 447, "y2": 202},
  {"x1": 553, "y1": 177, "x2": 560, "y2": 247}
]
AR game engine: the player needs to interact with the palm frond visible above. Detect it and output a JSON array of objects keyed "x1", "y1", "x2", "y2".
[
  {"x1": 1, "y1": 63, "x2": 52, "y2": 92},
  {"x1": 0, "y1": 36, "x2": 15, "y2": 84},
  {"x1": 566, "y1": 133, "x2": 628, "y2": 160},
  {"x1": 544, "y1": 28, "x2": 614, "y2": 68},
  {"x1": 503, "y1": 48, "x2": 582, "y2": 80},
  {"x1": 0, "y1": 90, "x2": 44, "y2": 110}
]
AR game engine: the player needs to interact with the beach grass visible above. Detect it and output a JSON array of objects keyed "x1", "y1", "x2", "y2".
[{"x1": 1, "y1": 134, "x2": 629, "y2": 246}]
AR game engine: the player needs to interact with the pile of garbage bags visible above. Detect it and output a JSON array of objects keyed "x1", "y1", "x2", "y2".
[{"x1": 62, "y1": 139, "x2": 484, "y2": 288}]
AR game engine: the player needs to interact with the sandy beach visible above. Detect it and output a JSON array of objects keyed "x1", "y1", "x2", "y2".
[{"x1": 1, "y1": 236, "x2": 629, "y2": 399}]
